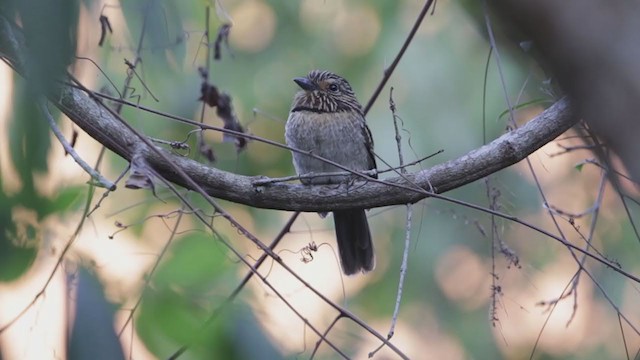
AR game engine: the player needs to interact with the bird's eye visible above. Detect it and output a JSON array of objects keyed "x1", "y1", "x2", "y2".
[{"x1": 328, "y1": 83, "x2": 339, "y2": 92}]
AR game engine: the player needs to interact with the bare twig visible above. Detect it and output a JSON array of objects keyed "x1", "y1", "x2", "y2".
[
  {"x1": 40, "y1": 101, "x2": 115, "y2": 189},
  {"x1": 369, "y1": 86, "x2": 413, "y2": 356},
  {"x1": 363, "y1": 0, "x2": 435, "y2": 114},
  {"x1": 251, "y1": 170, "x2": 378, "y2": 186}
]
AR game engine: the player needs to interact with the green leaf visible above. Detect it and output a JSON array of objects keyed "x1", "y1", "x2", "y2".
[
  {"x1": 18, "y1": 0, "x2": 79, "y2": 94},
  {"x1": 0, "y1": 196, "x2": 37, "y2": 282},
  {"x1": 136, "y1": 232, "x2": 275, "y2": 358},
  {"x1": 9, "y1": 82, "x2": 50, "y2": 191}
]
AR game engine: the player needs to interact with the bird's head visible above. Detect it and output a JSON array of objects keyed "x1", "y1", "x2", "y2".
[{"x1": 290, "y1": 70, "x2": 363, "y2": 114}]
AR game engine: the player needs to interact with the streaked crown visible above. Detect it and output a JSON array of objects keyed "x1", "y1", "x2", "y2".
[{"x1": 290, "y1": 70, "x2": 363, "y2": 115}]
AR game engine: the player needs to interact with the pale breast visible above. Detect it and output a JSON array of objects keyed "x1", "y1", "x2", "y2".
[{"x1": 285, "y1": 111, "x2": 372, "y2": 184}]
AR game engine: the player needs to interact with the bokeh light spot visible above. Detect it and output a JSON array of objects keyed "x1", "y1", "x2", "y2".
[
  {"x1": 333, "y1": 5, "x2": 381, "y2": 57},
  {"x1": 229, "y1": 0, "x2": 276, "y2": 53}
]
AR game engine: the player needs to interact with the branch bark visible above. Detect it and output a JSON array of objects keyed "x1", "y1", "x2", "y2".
[
  {"x1": 60, "y1": 85, "x2": 576, "y2": 211},
  {"x1": 0, "y1": 16, "x2": 578, "y2": 213}
]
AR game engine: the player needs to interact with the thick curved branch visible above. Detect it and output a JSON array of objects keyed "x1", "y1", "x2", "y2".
[
  {"x1": 0, "y1": 16, "x2": 578, "y2": 213},
  {"x1": 57, "y1": 84, "x2": 575, "y2": 211}
]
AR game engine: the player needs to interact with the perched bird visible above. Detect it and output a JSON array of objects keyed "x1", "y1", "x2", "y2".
[{"x1": 285, "y1": 70, "x2": 377, "y2": 275}]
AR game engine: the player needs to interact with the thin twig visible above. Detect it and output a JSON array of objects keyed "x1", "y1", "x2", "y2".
[
  {"x1": 40, "y1": 101, "x2": 115, "y2": 189},
  {"x1": 310, "y1": 315, "x2": 343, "y2": 359},
  {"x1": 363, "y1": 0, "x2": 435, "y2": 114},
  {"x1": 196, "y1": 6, "x2": 211, "y2": 157},
  {"x1": 117, "y1": 207, "x2": 185, "y2": 338},
  {"x1": 371, "y1": 86, "x2": 413, "y2": 357},
  {"x1": 251, "y1": 170, "x2": 378, "y2": 186},
  {"x1": 390, "y1": 87, "x2": 405, "y2": 170},
  {"x1": 538, "y1": 171, "x2": 607, "y2": 326}
]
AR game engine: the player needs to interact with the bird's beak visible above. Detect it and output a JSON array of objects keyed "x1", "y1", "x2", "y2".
[{"x1": 293, "y1": 77, "x2": 317, "y2": 91}]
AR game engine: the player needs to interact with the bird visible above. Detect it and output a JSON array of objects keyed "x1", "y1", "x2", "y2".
[{"x1": 285, "y1": 70, "x2": 377, "y2": 275}]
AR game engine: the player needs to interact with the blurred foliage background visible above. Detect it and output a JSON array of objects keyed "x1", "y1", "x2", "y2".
[{"x1": 0, "y1": 0, "x2": 638, "y2": 359}]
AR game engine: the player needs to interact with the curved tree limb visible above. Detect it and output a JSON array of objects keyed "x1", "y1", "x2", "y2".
[{"x1": 57, "y1": 84, "x2": 575, "y2": 211}]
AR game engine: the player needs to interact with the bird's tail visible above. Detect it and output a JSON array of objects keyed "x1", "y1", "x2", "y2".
[{"x1": 333, "y1": 210, "x2": 375, "y2": 275}]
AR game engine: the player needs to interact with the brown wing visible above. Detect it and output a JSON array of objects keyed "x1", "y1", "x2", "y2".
[{"x1": 362, "y1": 121, "x2": 377, "y2": 178}]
